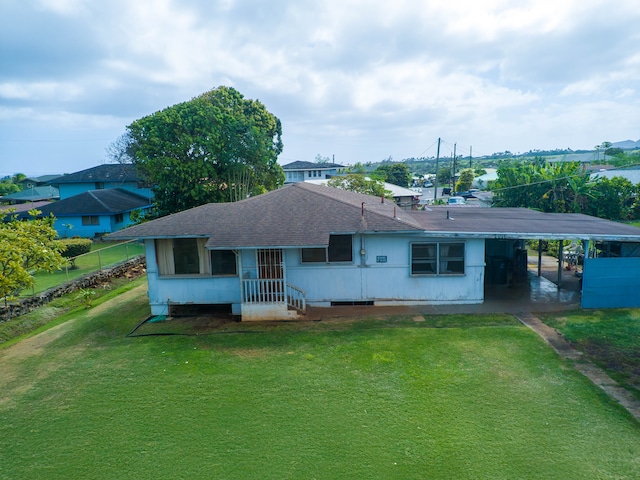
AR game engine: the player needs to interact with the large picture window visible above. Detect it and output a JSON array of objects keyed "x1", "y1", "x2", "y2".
[
  {"x1": 301, "y1": 235, "x2": 353, "y2": 263},
  {"x1": 411, "y1": 242, "x2": 465, "y2": 275},
  {"x1": 211, "y1": 250, "x2": 237, "y2": 275},
  {"x1": 156, "y1": 238, "x2": 210, "y2": 276}
]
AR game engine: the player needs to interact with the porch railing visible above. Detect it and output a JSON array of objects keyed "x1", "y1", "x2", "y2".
[
  {"x1": 242, "y1": 278, "x2": 306, "y2": 314},
  {"x1": 286, "y1": 283, "x2": 306, "y2": 313}
]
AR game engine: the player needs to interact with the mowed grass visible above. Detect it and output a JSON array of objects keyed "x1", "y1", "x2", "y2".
[
  {"x1": 542, "y1": 309, "x2": 640, "y2": 400},
  {"x1": 22, "y1": 241, "x2": 144, "y2": 295},
  {"x1": 1, "y1": 286, "x2": 639, "y2": 479}
]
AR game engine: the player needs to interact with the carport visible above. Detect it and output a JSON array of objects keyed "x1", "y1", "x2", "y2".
[{"x1": 417, "y1": 207, "x2": 640, "y2": 308}]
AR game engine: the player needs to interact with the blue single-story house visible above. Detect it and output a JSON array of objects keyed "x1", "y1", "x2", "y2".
[
  {"x1": 109, "y1": 182, "x2": 640, "y2": 320},
  {"x1": 22, "y1": 188, "x2": 153, "y2": 238},
  {"x1": 47, "y1": 164, "x2": 152, "y2": 200}
]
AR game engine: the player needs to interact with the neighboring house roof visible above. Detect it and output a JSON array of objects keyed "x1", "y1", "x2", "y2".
[
  {"x1": 20, "y1": 174, "x2": 62, "y2": 185},
  {"x1": 0, "y1": 201, "x2": 52, "y2": 214},
  {"x1": 109, "y1": 182, "x2": 640, "y2": 246},
  {"x1": 23, "y1": 188, "x2": 152, "y2": 218},
  {"x1": 590, "y1": 168, "x2": 640, "y2": 184},
  {"x1": 0, "y1": 186, "x2": 59, "y2": 202},
  {"x1": 47, "y1": 164, "x2": 143, "y2": 184},
  {"x1": 282, "y1": 161, "x2": 344, "y2": 170}
]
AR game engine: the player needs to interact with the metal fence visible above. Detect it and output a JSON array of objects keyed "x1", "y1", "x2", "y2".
[{"x1": 21, "y1": 240, "x2": 145, "y2": 297}]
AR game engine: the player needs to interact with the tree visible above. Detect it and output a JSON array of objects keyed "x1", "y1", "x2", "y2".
[
  {"x1": 0, "y1": 178, "x2": 20, "y2": 196},
  {"x1": 327, "y1": 174, "x2": 392, "y2": 198},
  {"x1": 373, "y1": 163, "x2": 411, "y2": 187},
  {"x1": 0, "y1": 210, "x2": 67, "y2": 301},
  {"x1": 118, "y1": 86, "x2": 284, "y2": 216},
  {"x1": 455, "y1": 168, "x2": 475, "y2": 192}
]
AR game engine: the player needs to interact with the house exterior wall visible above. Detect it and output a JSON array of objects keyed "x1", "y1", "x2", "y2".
[
  {"x1": 581, "y1": 257, "x2": 640, "y2": 308},
  {"x1": 144, "y1": 240, "x2": 242, "y2": 315},
  {"x1": 142, "y1": 235, "x2": 486, "y2": 317},
  {"x1": 284, "y1": 168, "x2": 339, "y2": 184},
  {"x1": 285, "y1": 235, "x2": 485, "y2": 305},
  {"x1": 53, "y1": 215, "x2": 112, "y2": 238}
]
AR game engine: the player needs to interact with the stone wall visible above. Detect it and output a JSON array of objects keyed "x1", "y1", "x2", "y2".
[{"x1": 0, "y1": 256, "x2": 146, "y2": 322}]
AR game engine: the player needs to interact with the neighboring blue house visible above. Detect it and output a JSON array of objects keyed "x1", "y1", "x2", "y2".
[
  {"x1": 282, "y1": 161, "x2": 344, "y2": 184},
  {"x1": 48, "y1": 164, "x2": 152, "y2": 200},
  {"x1": 109, "y1": 182, "x2": 640, "y2": 320},
  {"x1": 22, "y1": 188, "x2": 153, "y2": 238}
]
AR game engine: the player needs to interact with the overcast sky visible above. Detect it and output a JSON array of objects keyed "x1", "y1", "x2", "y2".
[{"x1": 2, "y1": 0, "x2": 640, "y2": 177}]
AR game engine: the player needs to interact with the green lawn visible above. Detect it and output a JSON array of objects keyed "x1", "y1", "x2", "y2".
[
  {"x1": 542, "y1": 309, "x2": 640, "y2": 400},
  {"x1": 21, "y1": 241, "x2": 144, "y2": 296},
  {"x1": 1, "y1": 286, "x2": 639, "y2": 479}
]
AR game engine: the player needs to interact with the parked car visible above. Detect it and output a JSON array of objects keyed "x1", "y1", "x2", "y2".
[
  {"x1": 447, "y1": 196, "x2": 466, "y2": 205},
  {"x1": 453, "y1": 190, "x2": 476, "y2": 199},
  {"x1": 442, "y1": 187, "x2": 452, "y2": 195}
]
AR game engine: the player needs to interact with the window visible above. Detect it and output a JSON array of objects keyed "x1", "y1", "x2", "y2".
[
  {"x1": 301, "y1": 247, "x2": 326, "y2": 263},
  {"x1": 301, "y1": 235, "x2": 353, "y2": 263},
  {"x1": 82, "y1": 215, "x2": 100, "y2": 226},
  {"x1": 156, "y1": 238, "x2": 211, "y2": 276},
  {"x1": 95, "y1": 182, "x2": 104, "y2": 189},
  {"x1": 411, "y1": 242, "x2": 464, "y2": 275},
  {"x1": 114, "y1": 213, "x2": 124, "y2": 223},
  {"x1": 173, "y1": 239, "x2": 200, "y2": 274},
  {"x1": 211, "y1": 250, "x2": 237, "y2": 275},
  {"x1": 328, "y1": 234, "x2": 353, "y2": 262}
]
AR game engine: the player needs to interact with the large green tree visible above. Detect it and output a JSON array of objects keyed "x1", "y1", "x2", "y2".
[
  {"x1": 121, "y1": 86, "x2": 284, "y2": 215},
  {"x1": 0, "y1": 211, "x2": 67, "y2": 301},
  {"x1": 372, "y1": 163, "x2": 411, "y2": 187}
]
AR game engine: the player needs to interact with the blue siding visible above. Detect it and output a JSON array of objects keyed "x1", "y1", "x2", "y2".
[{"x1": 581, "y1": 257, "x2": 640, "y2": 308}]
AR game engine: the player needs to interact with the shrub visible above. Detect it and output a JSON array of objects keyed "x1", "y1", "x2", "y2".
[{"x1": 59, "y1": 238, "x2": 92, "y2": 258}]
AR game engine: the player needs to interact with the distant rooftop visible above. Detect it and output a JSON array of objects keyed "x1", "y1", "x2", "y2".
[
  {"x1": 282, "y1": 161, "x2": 345, "y2": 170},
  {"x1": 48, "y1": 164, "x2": 142, "y2": 184}
]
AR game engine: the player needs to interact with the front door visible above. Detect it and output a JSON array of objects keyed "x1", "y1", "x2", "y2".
[{"x1": 257, "y1": 249, "x2": 284, "y2": 302}]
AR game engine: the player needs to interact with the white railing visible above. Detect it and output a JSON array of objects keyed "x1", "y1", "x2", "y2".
[
  {"x1": 242, "y1": 278, "x2": 285, "y2": 304},
  {"x1": 286, "y1": 283, "x2": 306, "y2": 313},
  {"x1": 242, "y1": 278, "x2": 306, "y2": 314}
]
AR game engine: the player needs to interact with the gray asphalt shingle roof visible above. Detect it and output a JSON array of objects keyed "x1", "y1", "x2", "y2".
[
  {"x1": 109, "y1": 182, "x2": 640, "y2": 246},
  {"x1": 282, "y1": 161, "x2": 344, "y2": 170},
  {"x1": 24, "y1": 188, "x2": 152, "y2": 218},
  {"x1": 47, "y1": 164, "x2": 143, "y2": 184}
]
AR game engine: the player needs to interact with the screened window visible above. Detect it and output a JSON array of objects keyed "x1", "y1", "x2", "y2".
[
  {"x1": 82, "y1": 215, "x2": 100, "y2": 226},
  {"x1": 173, "y1": 239, "x2": 200, "y2": 274},
  {"x1": 301, "y1": 235, "x2": 353, "y2": 263},
  {"x1": 211, "y1": 250, "x2": 237, "y2": 275},
  {"x1": 114, "y1": 213, "x2": 124, "y2": 223},
  {"x1": 156, "y1": 238, "x2": 210, "y2": 276},
  {"x1": 411, "y1": 242, "x2": 464, "y2": 275},
  {"x1": 301, "y1": 247, "x2": 326, "y2": 263},
  {"x1": 328, "y1": 234, "x2": 352, "y2": 262}
]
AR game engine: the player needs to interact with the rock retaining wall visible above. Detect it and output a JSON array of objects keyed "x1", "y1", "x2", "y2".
[{"x1": 0, "y1": 256, "x2": 146, "y2": 322}]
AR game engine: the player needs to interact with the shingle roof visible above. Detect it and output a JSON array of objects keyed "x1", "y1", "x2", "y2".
[
  {"x1": 24, "y1": 188, "x2": 152, "y2": 218},
  {"x1": 47, "y1": 164, "x2": 143, "y2": 184},
  {"x1": 282, "y1": 161, "x2": 345, "y2": 170},
  {"x1": 109, "y1": 182, "x2": 423, "y2": 247},
  {"x1": 407, "y1": 207, "x2": 640, "y2": 241},
  {"x1": 0, "y1": 186, "x2": 59, "y2": 201},
  {"x1": 108, "y1": 182, "x2": 640, "y2": 246}
]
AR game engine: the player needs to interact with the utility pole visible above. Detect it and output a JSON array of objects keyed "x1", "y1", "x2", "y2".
[
  {"x1": 469, "y1": 146, "x2": 472, "y2": 168},
  {"x1": 433, "y1": 137, "x2": 441, "y2": 202},
  {"x1": 452, "y1": 143, "x2": 457, "y2": 191}
]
